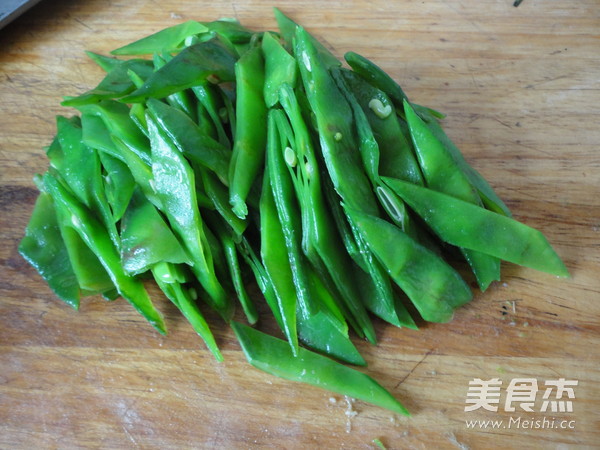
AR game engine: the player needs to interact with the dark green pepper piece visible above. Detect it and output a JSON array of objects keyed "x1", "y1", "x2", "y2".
[
  {"x1": 44, "y1": 172, "x2": 166, "y2": 334},
  {"x1": 98, "y1": 151, "x2": 135, "y2": 223},
  {"x1": 262, "y1": 31, "x2": 297, "y2": 108},
  {"x1": 62, "y1": 59, "x2": 154, "y2": 107},
  {"x1": 383, "y1": 178, "x2": 570, "y2": 278},
  {"x1": 146, "y1": 114, "x2": 231, "y2": 319},
  {"x1": 111, "y1": 21, "x2": 209, "y2": 55},
  {"x1": 274, "y1": 8, "x2": 340, "y2": 69},
  {"x1": 147, "y1": 98, "x2": 231, "y2": 186},
  {"x1": 347, "y1": 207, "x2": 473, "y2": 323},
  {"x1": 229, "y1": 42, "x2": 268, "y2": 219},
  {"x1": 404, "y1": 100, "x2": 501, "y2": 291},
  {"x1": 120, "y1": 189, "x2": 192, "y2": 275},
  {"x1": 121, "y1": 38, "x2": 237, "y2": 103},
  {"x1": 259, "y1": 166, "x2": 299, "y2": 355},
  {"x1": 152, "y1": 262, "x2": 223, "y2": 361},
  {"x1": 231, "y1": 321, "x2": 409, "y2": 416},
  {"x1": 19, "y1": 190, "x2": 81, "y2": 309}
]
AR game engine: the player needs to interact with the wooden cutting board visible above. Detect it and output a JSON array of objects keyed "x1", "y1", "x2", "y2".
[{"x1": 1, "y1": 0, "x2": 599, "y2": 447}]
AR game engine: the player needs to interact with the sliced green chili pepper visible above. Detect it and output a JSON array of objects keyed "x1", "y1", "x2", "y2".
[
  {"x1": 262, "y1": 31, "x2": 297, "y2": 107},
  {"x1": 415, "y1": 106, "x2": 512, "y2": 217},
  {"x1": 277, "y1": 84, "x2": 376, "y2": 342},
  {"x1": 50, "y1": 116, "x2": 120, "y2": 250},
  {"x1": 44, "y1": 172, "x2": 166, "y2": 334},
  {"x1": 347, "y1": 207, "x2": 473, "y2": 323},
  {"x1": 147, "y1": 114, "x2": 231, "y2": 319},
  {"x1": 62, "y1": 59, "x2": 154, "y2": 107},
  {"x1": 19, "y1": 190, "x2": 81, "y2": 309},
  {"x1": 231, "y1": 321, "x2": 409, "y2": 415},
  {"x1": 120, "y1": 189, "x2": 191, "y2": 275},
  {"x1": 152, "y1": 262, "x2": 223, "y2": 361},
  {"x1": 121, "y1": 38, "x2": 237, "y2": 103},
  {"x1": 111, "y1": 21, "x2": 209, "y2": 55},
  {"x1": 98, "y1": 151, "x2": 135, "y2": 223},
  {"x1": 229, "y1": 42, "x2": 268, "y2": 219},
  {"x1": 146, "y1": 98, "x2": 231, "y2": 185},
  {"x1": 274, "y1": 8, "x2": 340, "y2": 69},
  {"x1": 259, "y1": 168, "x2": 299, "y2": 355},
  {"x1": 85, "y1": 51, "x2": 121, "y2": 72},
  {"x1": 404, "y1": 100, "x2": 500, "y2": 291},
  {"x1": 383, "y1": 178, "x2": 570, "y2": 278}
]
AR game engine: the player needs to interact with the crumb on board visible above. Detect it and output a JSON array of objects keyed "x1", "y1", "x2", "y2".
[
  {"x1": 446, "y1": 432, "x2": 470, "y2": 450},
  {"x1": 344, "y1": 396, "x2": 358, "y2": 433}
]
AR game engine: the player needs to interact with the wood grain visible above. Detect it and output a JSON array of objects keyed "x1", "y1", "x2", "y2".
[{"x1": 1, "y1": 0, "x2": 599, "y2": 448}]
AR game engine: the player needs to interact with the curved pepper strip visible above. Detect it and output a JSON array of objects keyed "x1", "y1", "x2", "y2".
[
  {"x1": 404, "y1": 100, "x2": 501, "y2": 291},
  {"x1": 382, "y1": 178, "x2": 570, "y2": 278},
  {"x1": 229, "y1": 42, "x2": 268, "y2": 219},
  {"x1": 43, "y1": 173, "x2": 166, "y2": 334},
  {"x1": 146, "y1": 115, "x2": 232, "y2": 320},
  {"x1": 231, "y1": 321, "x2": 409, "y2": 416}
]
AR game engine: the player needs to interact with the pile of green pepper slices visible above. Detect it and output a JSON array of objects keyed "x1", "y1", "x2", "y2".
[{"x1": 19, "y1": 9, "x2": 568, "y2": 415}]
